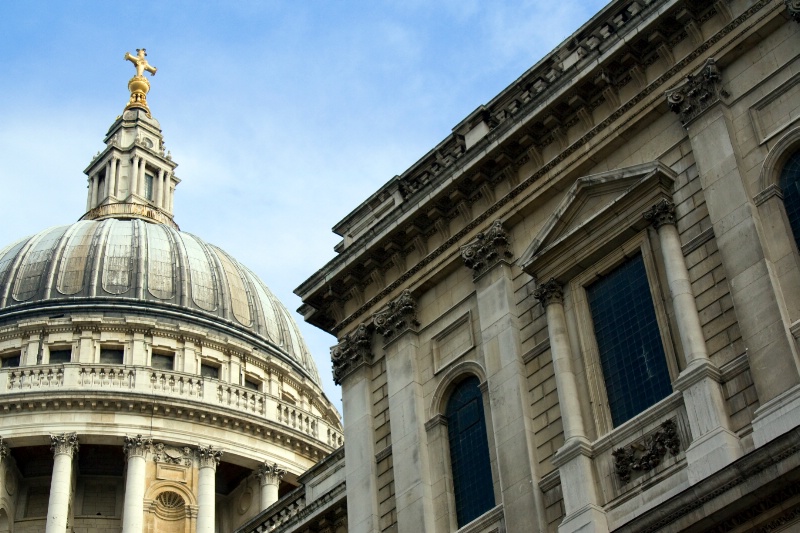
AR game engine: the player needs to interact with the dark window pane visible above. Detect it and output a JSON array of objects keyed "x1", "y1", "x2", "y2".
[
  {"x1": 780, "y1": 151, "x2": 800, "y2": 249},
  {"x1": 145, "y1": 173, "x2": 154, "y2": 200},
  {"x1": 49, "y1": 349, "x2": 72, "y2": 364},
  {"x1": 200, "y1": 363, "x2": 219, "y2": 379},
  {"x1": 244, "y1": 379, "x2": 259, "y2": 391},
  {"x1": 1, "y1": 353, "x2": 20, "y2": 367},
  {"x1": 445, "y1": 376, "x2": 494, "y2": 527},
  {"x1": 151, "y1": 353, "x2": 174, "y2": 370},
  {"x1": 587, "y1": 253, "x2": 672, "y2": 426},
  {"x1": 100, "y1": 348, "x2": 124, "y2": 365}
]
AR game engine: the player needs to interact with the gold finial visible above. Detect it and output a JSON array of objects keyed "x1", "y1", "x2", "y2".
[{"x1": 124, "y1": 48, "x2": 157, "y2": 115}]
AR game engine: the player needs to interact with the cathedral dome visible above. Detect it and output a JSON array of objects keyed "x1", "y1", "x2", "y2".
[{"x1": 0, "y1": 218, "x2": 320, "y2": 384}]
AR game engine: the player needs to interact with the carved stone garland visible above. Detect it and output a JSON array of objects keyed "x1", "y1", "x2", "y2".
[
  {"x1": 612, "y1": 419, "x2": 681, "y2": 483},
  {"x1": 331, "y1": 323, "x2": 373, "y2": 385},
  {"x1": 196, "y1": 445, "x2": 223, "y2": 469},
  {"x1": 665, "y1": 58, "x2": 729, "y2": 127},
  {"x1": 123, "y1": 434, "x2": 153, "y2": 458},
  {"x1": 50, "y1": 433, "x2": 79, "y2": 457},
  {"x1": 373, "y1": 289, "x2": 420, "y2": 340},
  {"x1": 460, "y1": 220, "x2": 513, "y2": 279},
  {"x1": 643, "y1": 199, "x2": 677, "y2": 229},
  {"x1": 787, "y1": 0, "x2": 800, "y2": 22}
]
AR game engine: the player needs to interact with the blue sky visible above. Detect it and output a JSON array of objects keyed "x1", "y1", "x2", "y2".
[{"x1": 0, "y1": 0, "x2": 609, "y2": 415}]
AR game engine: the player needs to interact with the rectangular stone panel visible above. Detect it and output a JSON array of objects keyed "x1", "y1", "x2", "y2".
[
  {"x1": 749, "y1": 72, "x2": 800, "y2": 144},
  {"x1": 432, "y1": 312, "x2": 474, "y2": 374}
]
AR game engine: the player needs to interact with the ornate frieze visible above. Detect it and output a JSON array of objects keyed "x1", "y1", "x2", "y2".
[
  {"x1": 50, "y1": 433, "x2": 79, "y2": 457},
  {"x1": 123, "y1": 434, "x2": 153, "y2": 458},
  {"x1": 533, "y1": 278, "x2": 564, "y2": 307},
  {"x1": 787, "y1": 0, "x2": 800, "y2": 22},
  {"x1": 643, "y1": 199, "x2": 677, "y2": 229},
  {"x1": 665, "y1": 58, "x2": 729, "y2": 127},
  {"x1": 153, "y1": 442, "x2": 193, "y2": 466},
  {"x1": 612, "y1": 419, "x2": 680, "y2": 483},
  {"x1": 256, "y1": 462, "x2": 287, "y2": 487},
  {"x1": 460, "y1": 220, "x2": 513, "y2": 279},
  {"x1": 196, "y1": 444, "x2": 223, "y2": 470},
  {"x1": 373, "y1": 290, "x2": 420, "y2": 340},
  {"x1": 331, "y1": 323, "x2": 373, "y2": 385}
]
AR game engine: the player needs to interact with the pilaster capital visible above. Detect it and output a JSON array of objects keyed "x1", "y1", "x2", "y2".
[
  {"x1": 534, "y1": 278, "x2": 564, "y2": 307},
  {"x1": 50, "y1": 433, "x2": 79, "y2": 457},
  {"x1": 331, "y1": 322, "x2": 373, "y2": 385},
  {"x1": 0, "y1": 437, "x2": 8, "y2": 460},
  {"x1": 643, "y1": 199, "x2": 677, "y2": 229},
  {"x1": 256, "y1": 462, "x2": 287, "y2": 487},
  {"x1": 373, "y1": 289, "x2": 420, "y2": 341},
  {"x1": 460, "y1": 220, "x2": 513, "y2": 280},
  {"x1": 123, "y1": 434, "x2": 153, "y2": 459},
  {"x1": 665, "y1": 58, "x2": 729, "y2": 127},
  {"x1": 195, "y1": 444, "x2": 223, "y2": 470},
  {"x1": 787, "y1": 0, "x2": 800, "y2": 22}
]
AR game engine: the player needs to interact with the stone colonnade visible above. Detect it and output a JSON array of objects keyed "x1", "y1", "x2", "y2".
[{"x1": 87, "y1": 155, "x2": 173, "y2": 211}]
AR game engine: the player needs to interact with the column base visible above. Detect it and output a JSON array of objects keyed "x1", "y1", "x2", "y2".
[
  {"x1": 752, "y1": 384, "x2": 800, "y2": 448},
  {"x1": 558, "y1": 504, "x2": 609, "y2": 533},
  {"x1": 685, "y1": 426, "x2": 743, "y2": 484}
]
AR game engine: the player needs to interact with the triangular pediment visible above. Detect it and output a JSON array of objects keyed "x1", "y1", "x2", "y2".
[{"x1": 519, "y1": 162, "x2": 676, "y2": 280}]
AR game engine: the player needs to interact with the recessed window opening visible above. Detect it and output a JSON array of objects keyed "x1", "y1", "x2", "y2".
[
  {"x1": 48, "y1": 348, "x2": 72, "y2": 364},
  {"x1": 587, "y1": 253, "x2": 672, "y2": 426},
  {"x1": 200, "y1": 362, "x2": 219, "y2": 379},
  {"x1": 244, "y1": 377, "x2": 260, "y2": 391},
  {"x1": 1, "y1": 351, "x2": 21, "y2": 368},
  {"x1": 780, "y1": 150, "x2": 800, "y2": 249},
  {"x1": 99, "y1": 347, "x2": 124, "y2": 365},
  {"x1": 151, "y1": 352, "x2": 174, "y2": 370},
  {"x1": 145, "y1": 173, "x2": 154, "y2": 201},
  {"x1": 445, "y1": 375, "x2": 494, "y2": 527}
]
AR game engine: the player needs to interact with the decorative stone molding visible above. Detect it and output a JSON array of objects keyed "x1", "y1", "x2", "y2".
[
  {"x1": 256, "y1": 462, "x2": 287, "y2": 487},
  {"x1": 612, "y1": 420, "x2": 680, "y2": 483},
  {"x1": 196, "y1": 445, "x2": 223, "y2": 470},
  {"x1": 643, "y1": 199, "x2": 677, "y2": 229},
  {"x1": 0, "y1": 437, "x2": 7, "y2": 459},
  {"x1": 533, "y1": 278, "x2": 564, "y2": 307},
  {"x1": 373, "y1": 290, "x2": 420, "y2": 340},
  {"x1": 50, "y1": 432, "x2": 79, "y2": 457},
  {"x1": 787, "y1": 0, "x2": 800, "y2": 22},
  {"x1": 153, "y1": 443, "x2": 193, "y2": 466},
  {"x1": 665, "y1": 58, "x2": 729, "y2": 127},
  {"x1": 331, "y1": 323, "x2": 373, "y2": 385},
  {"x1": 123, "y1": 434, "x2": 153, "y2": 458},
  {"x1": 460, "y1": 220, "x2": 513, "y2": 279}
]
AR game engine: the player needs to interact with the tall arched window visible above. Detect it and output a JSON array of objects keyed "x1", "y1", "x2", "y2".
[
  {"x1": 780, "y1": 150, "x2": 800, "y2": 249},
  {"x1": 445, "y1": 375, "x2": 494, "y2": 527}
]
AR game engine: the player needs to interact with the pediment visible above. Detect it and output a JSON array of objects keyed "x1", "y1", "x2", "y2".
[{"x1": 519, "y1": 162, "x2": 676, "y2": 280}]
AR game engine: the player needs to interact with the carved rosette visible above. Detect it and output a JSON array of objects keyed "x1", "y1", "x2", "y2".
[
  {"x1": 196, "y1": 445, "x2": 223, "y2": 470},
  {"x1": 50, "y1": 433, "x2": 79, "y2": 457},
  {"x1": 787, "y1": 0, "x2": 800, "y2": 22},
  {"x1": 331, "y1": 323, "x2": 373, "y2": 385},
  {"x1": 373, "y1": 290, "x2": 420, "y2": 340},
  {"x1": 665, "y1": 58, "x2": 729, "y2": 127},
  {"x1": 123, "y1": 435, "x2": 153, "y2": 459},
  {"x1": 256, "y1": 462, "x2": 287, "y2": 487},
  {"x1": 460, "y1": 220, "x2": 513, "y2": 279},
  {"x1": 533, "y1": 278, "x2": 564, "y2": 307},
  {"x1": 612, "y1": 420, "x2": 680, "y2": 483},
  {"x1": 643, "y1": 199, "x2": 677, "y2": 229}
]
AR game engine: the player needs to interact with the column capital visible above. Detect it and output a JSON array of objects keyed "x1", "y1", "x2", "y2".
[
  {"x1": 331, "y1": 322, "x2": 373, "y2": 385},
  {"x1": 123, "y1": 434, "x2": 153, "y2": 458},
  {"x1": 50, "y1": 433, "x2": 79, "y2": 457},
  {"x1": 787, "y1": 0, "x2": 800, "y2": 22},
  {"x1": 665, "y1": 58, "x2": 729, "y2": 127},
  {"x1": 195, "y1": 444, "x2": 223, "y2": 470},
  {"x1": 460, "y1": 219, "x2": 513, "y2": 280},
  {"x1": 256, "y1": 462, "x2": 286, "y2": 487},
  {"x1": 373, "y1": 289, "x2": 420, "y2": 341},
  {"x1": 0, "y1": 436, "x2": 8, "y2": 460},
  {"x1": 534, "y1": 278, "x2": 564, "y2": 307},
  {"x1": 643, "y1": 199, "x2": 677, "y2": 229}
]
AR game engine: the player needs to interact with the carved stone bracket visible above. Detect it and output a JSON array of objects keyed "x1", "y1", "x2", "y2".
[
  {"x1": 373, "y1": 290, "x2": 420, "y2": 340},
  {"x1": 123, "y1": 434, "x2": 153, "y2": 459},
  {"x1": 256, "y1": 462, "x2": 287, "y2": 487},
  {"x1": 196, "y1": 445, "x2": 223, "y2": 470},
  {"x1": 787, "y1": 0, "x2": 800, "y2": 22},
  {"x1": 643, "y1": 199, "x2": 677, "y2": 229},
  {"x1": 533, "y1": 278, "x2": 564, "y2": 307},
  {"x1": 50, "y1": 433, "x2": 79, "y2": 457},
  {"x1": 331, "y1": 323, "x2": 373, "y2": 385},
  {"x1": 665, "y1": 58, "x2": 729, "y2": 127},
  {"x1": 612, "y1": 419, "x2": 680, "y2": 483},
  {"x1": 460, "y1": 220, "x2": 513, "y2": 279},
  {"x1": 153, "y1": 442, "x2": 193, "y2": 466}
]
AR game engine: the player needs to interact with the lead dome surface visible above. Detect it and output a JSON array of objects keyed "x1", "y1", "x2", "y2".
[{"x1": 0, "y1": 218, "x2": 320, "y2": 384}]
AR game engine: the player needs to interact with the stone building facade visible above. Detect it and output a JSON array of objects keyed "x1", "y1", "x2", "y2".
[
  {"x1": 0, "y1": 54, "x2": 343, "y2": 533},
  {"x1": 242, "y1": 0, "x2": 800, "y2": 532}
]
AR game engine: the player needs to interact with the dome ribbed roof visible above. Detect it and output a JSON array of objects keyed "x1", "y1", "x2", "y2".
[{"x1": 0, "y1": 218, "x2": 320, "y2": 384}]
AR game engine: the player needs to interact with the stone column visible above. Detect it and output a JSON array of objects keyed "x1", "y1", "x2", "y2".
[
  {"x1": 155, "y1": 169, "x2": 164, "y2": 205},
  {"x1": 169, "y1": 186, "x2": 175, "y2": 212},
  {"x1": 130, "y1": 156, "x2": 140, "y2": 198},
  {"x1": 667, "y1": 58, "x2": 800, "y2": 447},
  {"x1": 46, "y1": 433, "x2": 78, "y2": 533},
  {"x1": 0, "y1": 437, "x2": 8, "y2": 498},
  {"x1": 122, "y1": 435, "x2": 151, "y2": 533},
  {"x1": 256, "y1": 462, "x2": 285, "y2": 511},
  {"x1": 461, "y1": 221, "x2": 547, "y2": 533},
  {"x1": 138, "y1": 159, "x2": 147, "y2": 197},
  {"x1": 109, "y1": 158, "x2": 118, "y2": 198},
  {"x1": 534, "y1": 280, "x2": 607, "y2": 533},
  {"x1": 90, "y1": 175, "x2": 98, "y2": 208},
  {"x1": 645, "y1": 200, "x2": 742, "y2": 482},
  {"x1": 374, "y1": 291, "x2": 436, "y2": 533},
  {"x1": 195, "y1": 445, "x2": 222, "y2": 533},
  {"x1": 332, "y1": 324, "x2": 380, "y2": 533}
]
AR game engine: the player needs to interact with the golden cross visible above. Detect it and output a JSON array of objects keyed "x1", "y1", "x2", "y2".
[{"x1": 124, "y1": 48, "x2": 157, "y2": 78}]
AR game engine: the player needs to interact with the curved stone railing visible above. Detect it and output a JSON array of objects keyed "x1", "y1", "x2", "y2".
[{"x1": 0, "y1": 364, "x2": 343, "y2": 448}]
